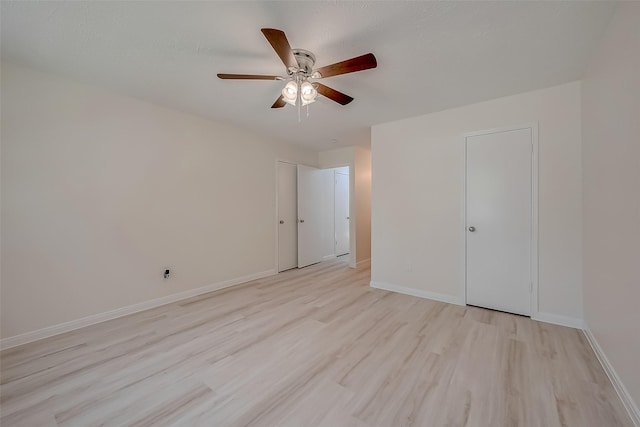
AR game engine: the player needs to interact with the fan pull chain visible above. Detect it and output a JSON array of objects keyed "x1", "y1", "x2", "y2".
[{"x1": 297, "y1": 83, "x2": 301, "y2": 122}]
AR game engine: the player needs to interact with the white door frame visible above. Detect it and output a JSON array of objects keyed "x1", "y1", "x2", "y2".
[{"x1": 462, "y1": 123, "x2": 539, "y2": 316}]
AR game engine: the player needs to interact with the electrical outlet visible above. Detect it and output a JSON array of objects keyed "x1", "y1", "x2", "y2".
[{"x1": 164, "y1": 269, "x2": 170, "y2": 279}]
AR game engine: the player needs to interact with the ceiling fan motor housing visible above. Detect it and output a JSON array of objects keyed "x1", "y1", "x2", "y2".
[{"x1": 291, "y1": 49, "x2": 316, "y2": 75}]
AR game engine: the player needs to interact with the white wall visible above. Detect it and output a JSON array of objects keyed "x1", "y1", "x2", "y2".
[
  {"x1": 581, "y1": 2, "x2": 640, "y2": 418},
  {"x1": 318, "y1": 147, "x2": 356, "y2": 169},
  {"x1": 0, "y1": 61, "x2": 317, "y2": 340},
  {"x1": 372, "y1": 82, "x2": 583, "y2": 323}
]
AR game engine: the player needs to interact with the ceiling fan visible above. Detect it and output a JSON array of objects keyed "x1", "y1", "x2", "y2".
[{"x1": 217, "y1": 28, "x2": 377, "y2": 109}]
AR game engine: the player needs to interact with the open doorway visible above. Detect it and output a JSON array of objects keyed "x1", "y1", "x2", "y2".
[{"x1": 277, "y1": 161, "x2": 351, "y2": 272}]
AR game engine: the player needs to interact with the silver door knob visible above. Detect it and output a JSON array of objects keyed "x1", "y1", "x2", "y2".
[
  {"x1": 468, "y1": 226, "x2": 476, "y2": 232},
  {"x1": 279, "y1": 220, "x2": 284, "y2": 224}
]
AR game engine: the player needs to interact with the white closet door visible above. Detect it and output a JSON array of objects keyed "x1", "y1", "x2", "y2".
[
  {"x1": 277, "y1": 162, "x2": 298, "y2": 272},
  {"x1": 466, "y1": 128, "x2": 532, "y2": 316},
  {"x1": 335, "y1": 172, "x2": 350, "y2": 256},
  {"x1": 297, "y1": 164, "x2": 325, "y2": 268}
]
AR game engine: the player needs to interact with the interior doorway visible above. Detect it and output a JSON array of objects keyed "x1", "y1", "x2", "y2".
[{"x1": 277, "y1": 161, "x2": 351, "y2": 272}]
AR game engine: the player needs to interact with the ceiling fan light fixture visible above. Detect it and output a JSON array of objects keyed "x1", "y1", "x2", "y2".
[
  {"x1": 282, "y1": 80, "x2": 298, "y2": 106},
  {"x1": 301, "y1": 97, "x2": 316, "y2": 106},
  {"x1": 300, "y1": 81, "x2": 317, "y2": 105}
]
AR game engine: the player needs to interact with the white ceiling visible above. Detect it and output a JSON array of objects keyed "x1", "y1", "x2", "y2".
[{"x1": 1, "y1": 1, "x2": 615, "y2": 150}]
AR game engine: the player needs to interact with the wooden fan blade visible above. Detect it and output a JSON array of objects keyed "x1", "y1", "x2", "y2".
[
  {"x1": 272, "y1": 96, "x2": 286, "y2": 108},
  {"x1": 261, "y1": 28, "x2": 298, "y2": 69},
  {"x1": 316, "y1": 83, "x2": 354, "y2": 105},
  {"x1": 217, "y1": 74, "x2": 280, "y2": 80},
  {"x1": 315, "y1": 53, "x2": 377, "y2": 78}
]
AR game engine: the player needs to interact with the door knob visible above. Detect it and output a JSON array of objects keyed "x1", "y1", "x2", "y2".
[
  {"x1": 468, "y1": 226, "x2": 476, "y2": 232},
  {"x1": 279, "y1": 220, "x2": 284, "y2": 224}
]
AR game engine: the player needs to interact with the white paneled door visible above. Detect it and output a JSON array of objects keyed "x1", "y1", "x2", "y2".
[
  {"x1": 466, "y1": 128, "x2": 533, "y2": 316},
  {"x1": 297, "y1": 165, "x2": 325, "y2": 268},
  {"x1": 335, "y1": 171, "x2": 350, "y2": 256},
  {"x1": 277, "y1": 161, "x2": 298, "y2": 272}
]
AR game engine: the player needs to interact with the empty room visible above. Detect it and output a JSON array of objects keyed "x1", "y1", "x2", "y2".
[{"x1": 1, "y1": 1, "x2": 638, "y2": 426}]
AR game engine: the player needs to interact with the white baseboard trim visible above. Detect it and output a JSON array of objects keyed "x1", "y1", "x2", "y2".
[
  {"x1": 531, "y1": 312, "x2": 584, "y2": 329},
  {"x1": 370, "y1": 280, "x2": 464, "y2": 306},
  {"x1": 583, "y1": 327, "x2": 640, "y2": 426},
  {"x1": 0, "y1": 269, "x2": 277, "y2": 351},
  {"x1": 356, "y1": 258, "x2": 371, "y2": 267}
]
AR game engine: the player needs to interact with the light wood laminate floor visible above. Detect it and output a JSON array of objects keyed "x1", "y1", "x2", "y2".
[{"x1": 0, "y1": 259, "x2": 633, "y2": 427}]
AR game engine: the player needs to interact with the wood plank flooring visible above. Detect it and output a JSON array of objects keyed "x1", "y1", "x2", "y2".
[{"x1": 0, "y1": 259, "x2": 633, "y2": 426}]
